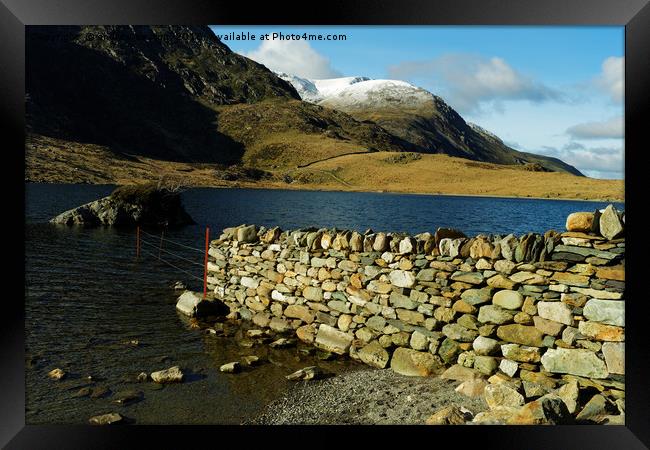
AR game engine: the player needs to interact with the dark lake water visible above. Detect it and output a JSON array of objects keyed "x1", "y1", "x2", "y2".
[{"x1": 24, "y1": 183, "x2": 624, "y2": 424}]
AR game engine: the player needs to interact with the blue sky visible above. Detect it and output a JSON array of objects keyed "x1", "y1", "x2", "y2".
[{"x1": 210, "y1": 26, "x2": 624, "y2": 179}]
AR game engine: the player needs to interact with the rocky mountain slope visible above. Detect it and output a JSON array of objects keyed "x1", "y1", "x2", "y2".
[
  {"x1": 276, "y1": 74, "x2": 583, "y2": 175},
  {"x1": 26, "y1": 25, "x2": 406, "y2": 172}
]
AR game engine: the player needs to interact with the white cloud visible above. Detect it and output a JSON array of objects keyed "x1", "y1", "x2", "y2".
[
  {"x1": 537, "y1": 142, "x2": 624, "y2": 179},
  {"x1": 595, "y1": 56, "x2": 624, "y2": 103},
  {"x1": 388, "y1": 54, "x2": 563, "y2": 115},
  {"x1": 242, "y1": 39, "x2": 341, "y2": 79},
  {"x1": 566, "y1": 116, "x2": 624, "y2": 139}
]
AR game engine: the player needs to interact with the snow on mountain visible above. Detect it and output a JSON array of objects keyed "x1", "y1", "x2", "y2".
[
  {"x1": 275, "y1": 72, "x2": 322, "y2": 102},
  {"x1": 276, "y1": 72, "x2": 431, "y2": 110},
  {"x1": 319, "y1": 79, "x2": 433, "y2": 110}
]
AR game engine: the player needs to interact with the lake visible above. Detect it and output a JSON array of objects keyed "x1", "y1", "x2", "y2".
[{"x1": 24, "y1": 183, "x2": 624, "y2": 424}]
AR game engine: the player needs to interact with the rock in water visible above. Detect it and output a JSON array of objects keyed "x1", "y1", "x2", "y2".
[
  {"x1": 220, "y1": 362, "x2": 240, "y2": 373},
  {"x1": 50, "y1": 183, "x2": 194, "y2": 227},
  {"x1": 48, "y1": 368, "x2": 65, "y2": 380},
  {"x1": 150, "y1": 366, "x2": 184, "y2": 383},
  {"x1": 285, "y1": 366, "x2": 323, "y2": 381},
  {"x1": 89, "y1": 413, "x2": 124, "y2": 425}
]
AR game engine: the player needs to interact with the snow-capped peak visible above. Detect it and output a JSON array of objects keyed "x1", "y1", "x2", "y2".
[{"x1": 276, "y1": 72, "x2": 432, "y2": 110}]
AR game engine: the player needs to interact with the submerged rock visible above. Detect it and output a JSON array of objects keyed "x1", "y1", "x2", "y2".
[
  {"x1": 89, "y1": 412, "x2": 124, "y2": 425},
  {"x1": 150, "y1": 366, "x2": 183, "y2": 383},
  {"x1": 285, "y1": 366, "x2": 323, "y2": 381},
  {"x1": 50, "y1": 183, "x2": 194, "y2": 227}
]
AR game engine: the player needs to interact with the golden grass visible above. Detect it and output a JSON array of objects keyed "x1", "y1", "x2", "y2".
[{"x1": 25, "y1": 136, "x2": 623, "y2": 202}]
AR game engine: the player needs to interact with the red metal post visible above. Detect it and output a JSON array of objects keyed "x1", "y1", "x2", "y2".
[
  {"x1": 203, "y1": 226, "x2": 210, "y2": 299},
  {"x1": 136, "y1": 226, "x2": 140, "y2": 258}
]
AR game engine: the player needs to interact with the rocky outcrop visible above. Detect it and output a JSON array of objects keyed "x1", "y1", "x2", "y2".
[{"x1": 50, "y1": 184, "x2": 194, "y2": 227}]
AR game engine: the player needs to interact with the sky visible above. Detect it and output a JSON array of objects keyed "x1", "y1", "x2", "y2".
[{"x1": 209, "y1": 26, "x2": 624, "y2": 179}]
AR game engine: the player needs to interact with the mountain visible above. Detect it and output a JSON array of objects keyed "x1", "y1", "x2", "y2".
[
  {"x1": 26, "y1": 25, "x2": 405, "y2": 173},
  {"x1": 276, "y1": 74, "x2": 584, "y2": 176}
]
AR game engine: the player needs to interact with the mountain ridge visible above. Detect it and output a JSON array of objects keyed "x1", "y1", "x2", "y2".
[{"x1": 276, "y1": 73, "x2": 584, "y2": 176}]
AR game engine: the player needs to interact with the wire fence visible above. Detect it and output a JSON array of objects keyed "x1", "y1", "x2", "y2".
[{"x1": 136, "y1": 226, "x2": 211, "y2": 296}]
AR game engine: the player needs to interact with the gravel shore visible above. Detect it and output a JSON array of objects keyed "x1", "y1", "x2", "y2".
[{"x1": 248, "y1": 367, "x2": 488, "y2": 425}]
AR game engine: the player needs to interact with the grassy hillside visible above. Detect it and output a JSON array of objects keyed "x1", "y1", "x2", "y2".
[{"x1": 26, "y1": 136, "x2": 623, "y2": 202}]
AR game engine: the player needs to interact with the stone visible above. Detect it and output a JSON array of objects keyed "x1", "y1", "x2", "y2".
[
  {"x1": 501, "y1": 344, "x2": 541, "y2": 363},
  {"x1": 566, "y1": 212, "x2": 594, "y2": 232},
  {"x1": 389, "y1": 270, "x2": 416, "y2": 288},
  {"x1": 89, "y1": 413, "x2": 124, "y2": 425},
  {"x1": 438, "y1": 338, "x2": 462, "y2": 364},
  {"x1": 48, "y1": 368, "x2": 65, "y2": 380},
  {"x1": 410, "y1": 330, "x2": 430, "y2": 351},
  {"x1": 499, "y1": 359, "x2": 519, "y2": 377},
  {"x1": 440, "y1": 364, "x2": 481, "y2": 381},
  {"x1": 389, "y1": 292, "x2": 417, "y2": 310},
  {"x1": 366, "y1": 315, "x2": 386, "y2": 332},
  {"x1": 487, "y1": 274, "x2": 518, "y2": 290},
  {"x1": 596, "y1": 265, "x2": 625, "y2": 281},
  {"x1": 455, "y1": 378, "x2": 489, "y2": 398},
  {"x1": 284, "y1": 304, "x2": 316, "y2": 324},
  {"x1": 492, "y1": 290, "x2": 524, "y2": 310},
  {"x1": 541, "y1": 348, "x2": 609, "y2": 378},
  {"x1": 470, "y1": 238, "x2": 494, "y2": 260},
  {"x1": 450, "y1": 271, "x2": 484, "y2": 285},
  {"x1": 472, "y1": 336, "x2": 499, "y2": 355},
  {"x1": 601, "y1": 342, "x2": 624, "y2": 374},
  {"x1": 358, "y1": 341, "x2": 391, "y2": 369},
  {"x1": 477, "y1": 305, "x2": 515, "y2": 325},
  {"x1": 472, "y1": 406, "x2": 520, "y2": 424},
  {"x1": 338, "y1": 260, "x2": 358, "y2": 272},
  {"x1": 314, "y1": 324, "x2": 353, "y2": 355},
  {"x1": 571, "y1": 287, "x2": 622, "y2": 300},
  {"x1": 150, "y1": 366, "x2": 184, "y2": 383},
  {"x1": 508, "y1": 394, "x2": 573, "y2": 425},
  {"x1": 285, "y1": 366, "x2": 323, "y2": 381},
  {"x1": 533, "y1": 316, "x2": 565, "y2": 336},
  {"x1": 425, "y1": 405, "x2": 470, "y2": 425},
  {"x1": 269, "y1": 317, "x2": 292, "y2": 333},
  {"x1": 460, "y1": 287, "x2": 493, "y2": 305},
  {"x1": 484, "y1": 383, "x2": 525, "y2": 409},
  {"x1": 537, "y1": 301, "x2": 574, "y2": 326},
  {"x1": 576, "y1": 394, "x2": 617, "y2": 422},
  {"x1": 523, "y1": 381, "x2": 552, "y2": 399},
  {"x1": 474, "y1": 356, "x2": 498, "y2": 375},
  {"x1": 583, "y1": 299, "x2": 625, "y2": 327},
  {"x1": 442, "y1": 323, "x2": 478, "y2": 342},
  {"x1": 175, "y1": 291, "x2": 225, "y2": 318},
  {"x1": 578, "y1": 321, "x2": 624, "y2": 342},
  {"x1": 390, "y1": 347, "x2": 442, "y2": 377},
  {"x1": 497, "y1": 324, "x2": 544, "y2": 347},
  {"x1": 367, "y1": 280, "x2": 392, "y2": 294},
  {"x1": 302, "y1": 286, "x2": 323, "y2": 302},
  {"x1": 557, "y1": 380, "x2": 579, "y2": 414},
  {"x1": 599, "y1": 205, "x2": 624, "y2": 240},
  {"x1": 219, "y1": 362, "x2": 240, "y2": 373},
  {"x1": 237, "y1": 225, "x2": 258, "y2": 243}
]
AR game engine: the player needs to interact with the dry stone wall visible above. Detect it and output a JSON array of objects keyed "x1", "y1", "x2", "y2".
[{"x1": 202, "y1": 206, "x2": 625, "y2": 400}]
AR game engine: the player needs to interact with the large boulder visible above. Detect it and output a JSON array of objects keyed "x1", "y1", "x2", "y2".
[
  {"x1": 50, "y1": 184, "x2": 194, "y2": 227},
  {"x1": 599, "y1": 205, "x2": 624, "y2": 240}
]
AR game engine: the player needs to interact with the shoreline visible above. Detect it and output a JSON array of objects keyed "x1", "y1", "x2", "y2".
[{"x1": 24, "y1": 180, "x2": 625, "y2": 204}]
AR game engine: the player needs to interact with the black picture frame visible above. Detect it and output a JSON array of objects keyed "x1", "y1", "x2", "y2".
[{"x1": 4, "y1": 0, "x2": 649, "y2": 447}]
